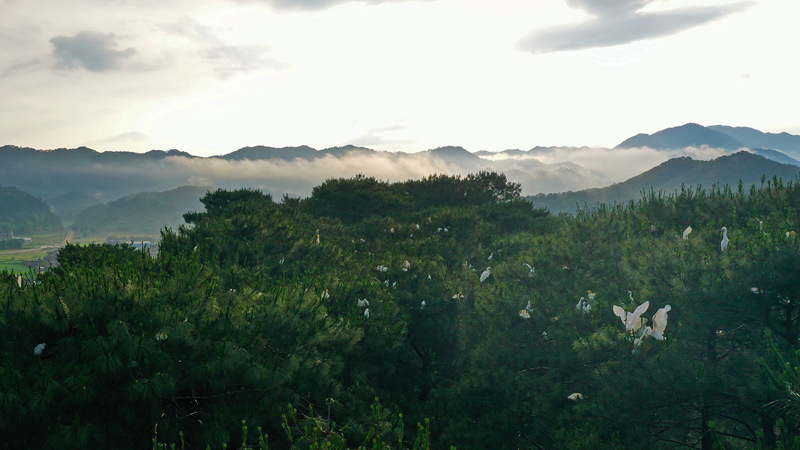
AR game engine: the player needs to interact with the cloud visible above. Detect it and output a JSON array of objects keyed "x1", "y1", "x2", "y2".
[
  {"x1": 248, "y1": 0, "x2": 431, "y2": 12},
  {"x1": 201, "y1": 45, "x2": 285, "y2": 78},
  {"x1": 518, "y1": 1, "x2": 751, "y2": 53},
  {"x1": 160, "y1": 20, "x2": 285, "y2": 77},
  {"x1": 50, "y1": 31, "x2": 137, "y2": 72}
]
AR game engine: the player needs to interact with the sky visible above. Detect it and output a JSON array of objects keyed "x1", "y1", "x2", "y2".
[{"x1": 1, "y1": 0, "x2": 798, "y2": 157}]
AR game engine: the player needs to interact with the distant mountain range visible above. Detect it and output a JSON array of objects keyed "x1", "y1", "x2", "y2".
[
  {"x1": 3, "y1": 123, "x2": 800, "y2": 233},
  {"x1": 529, "y1": 151, "x2": 800, "y2": 213}
]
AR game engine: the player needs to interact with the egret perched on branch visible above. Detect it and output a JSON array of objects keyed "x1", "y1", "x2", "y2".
[
  {"x1": 613, "y1": 301, "x2": 650, "y2": 333},
  {"x1": 721, "y1": 227, "x2": 729, "y2": 252},
  {"x1": 364, "y1": 308, "x2": 370, "y2": 318},
  {"x1": 567, "y1": 393, "x2": 583, "y2": 401},
  {"x1": 519, "y1": 309, "x2": 531, "y2": 319},
  {"x1": 420, "y1": 300, "x2": 426, "y2": 310},
  {"x1": 402, "y1": 260, "x2": 411, "y2": 271},
  {"x1": 377, "y1": 265, "x2": 389, "y2": 273},
  {"x1": 645, "y1": 305, "x2": 672, "y2": 340},
  {"x1": 17, "y1": 276, "x2": 22, "y2": 288},
  {"x1": 480, "y1": 267, "x2": 491, "y2": 283},
  {"x1": 576, "y1": 297, "x2": 591, "y2": 314},
  {"x1": 683, "y1": 226, "x2": 692, "y2": 240},
  {"x1": 357, "y1": 298, "x2": 369, "y2": 308},
  {"x1": 488, "y1": 253, "x2": 493, "y2": 261},
  {"x1": 524, "y1": 263, "x2": 535, "y2": 278},
  {"x1": 628, "y1": 291, "x2": 635, "y2": 304},
  {"x1": 34, "y1": 343, "x2": 46, "y2": 356}
]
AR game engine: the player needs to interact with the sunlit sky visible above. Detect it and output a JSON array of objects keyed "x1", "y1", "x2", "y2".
[{"x1": 1, "y1": 0, "x2": 798, "y2": 157}]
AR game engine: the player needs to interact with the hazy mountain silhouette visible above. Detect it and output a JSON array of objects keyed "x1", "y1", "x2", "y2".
[
  {"x1": 529, "y1": 151, "x2": 800, "y2": 214},
  {"x1": 615, "y1": 123, "x2": 744, "y2": 150},
  {"x1": 70, "y1": 185, "x2": 208, "y2": 236},
  {"x1": 0, "y1": 185, "x2": 64, "y2": 234},
  {"x1": 709, "y1": 125, "x2": 800, "y2": 158}
]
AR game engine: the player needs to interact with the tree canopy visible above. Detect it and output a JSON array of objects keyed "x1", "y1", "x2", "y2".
[{"x1": 3, "y1": 172, "x2": 800, "y2": 449}]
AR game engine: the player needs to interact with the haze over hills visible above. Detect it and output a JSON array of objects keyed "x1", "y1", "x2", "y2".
[
  {"x1": 0, "y1": 185, "x2": 63, "y2": 235},
  {"x1": 70, "y1": 185, "x2": 208, "y2": 236},
  {"x1": 3, "y1": 123, "x2": 800, "y2": 233},
  {"x1": 529, "y1": 151, "x2": 800, "y2": 214}
]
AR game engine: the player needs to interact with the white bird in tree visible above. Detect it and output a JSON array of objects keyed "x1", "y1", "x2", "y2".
[
  {"x1": 364, "y1": 308, "x2": 370, "y2": 318},
  {"x1": 645, "y1": 305, "x2": 672, "y2": 340},
  {"x1": 34, "y1": 343, "x2": 46, "y2": 356},
  {"x1": 721, "y1": 227, "x2": 729, "y2": 252},
  {"x1": 682, "y1": 226, "x2": 692, "y2": 240},
  {"x1": 524, "y1": 263, "x2": 535, "y2": 278},
  {"x1": 576, "y1": 297, "x2": 592, "y2": 314},
  {"x1": 402, "y1": 260, "x2": 411, "y2": 271},
  {"x1": 357, "y1": 298, "x2": 369, "y2": 308},
  {"x1": 316, "y1": 230, "x2": 320, "y2": 245},
  {"x1": 567, "y1": 393, "x2": 583, "y2": 401},
  {"x1": 519, "y1": 309, "x2": 531, "y2": 319},
  {"x1": 613, "y1": 301, "x2": 650, "y2": 334},
  {"x1": 628, "y1": 291, "x2": 635, "y2": 304},
  {"x1": 488, "y1": 253, "x2": 493, "y2": 261},
  {"x1": 17, "y1": 275, "x2": 22, "y2": 288},
  {"x1": 420, "y1": 300, "x2": 426, "y2": 310},
  {"x1": 480, "y1": 267, "x2": 491, "y2": 283}
]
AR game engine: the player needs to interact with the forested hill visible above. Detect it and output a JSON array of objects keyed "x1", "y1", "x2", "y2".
[
  {"x1": 530, "y1": 151, "x2": 800, "y2": 213},
  {"x1": 0, "y1": 184, "x2": 63, "y2": 234},
  {"x1": 5, "y1": 171, "x2": 800, "y2": 448},
  {"x1": 70, "y1": 185, "x2": 208, "y2": 235}
]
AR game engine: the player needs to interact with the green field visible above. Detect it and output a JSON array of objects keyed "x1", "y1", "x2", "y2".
[{"x1": 0, "y1": 231, "x2": 160, "y2": 274}]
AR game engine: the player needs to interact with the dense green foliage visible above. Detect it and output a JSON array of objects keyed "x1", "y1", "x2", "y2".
[
  {"x1": 0, "y1": 184, "x2": 64, "y2": 235},
  {"x1": 4, "y1": 172, "x2": 800, "y2": 449}
]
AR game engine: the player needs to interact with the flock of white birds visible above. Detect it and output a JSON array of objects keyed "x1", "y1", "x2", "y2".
[{"x1": 29, "y1": 222, "x2": 742, "y2": 407}]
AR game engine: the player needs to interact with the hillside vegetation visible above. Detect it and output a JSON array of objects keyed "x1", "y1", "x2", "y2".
[
  {"x1": 0, "y1": 184, "x2": 63, "y2": 234},
  {"x1": 70, "y1": 185, "x2": 208, "y2": 235},
  {"x1": 3, "y1": 172, "x2": 800, "y2": 449}
]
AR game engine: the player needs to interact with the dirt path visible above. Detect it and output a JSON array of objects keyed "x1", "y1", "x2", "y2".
[{"x1": 0, "y1": 231, "x2": 74, "y2": 256}]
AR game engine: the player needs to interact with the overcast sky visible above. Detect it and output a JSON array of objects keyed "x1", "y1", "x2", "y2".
[{"x1": 1, "y1": 0, "x2": 797, "y2": 157}]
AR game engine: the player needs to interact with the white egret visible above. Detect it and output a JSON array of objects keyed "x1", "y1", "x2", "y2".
[
  {"x1": 364, "y1": 308, "x2": 370, "y2": 318},
  {"x1": 34, "y1": 343, "x2": 46, "y2": 356},
  {"x1": 646, "y1": 305, "x2": 672, "y2": 340},
  {"x1": 321, "y1": 289, "x2": 330, "y2": 300},
  {"x1": 452, "y1": 293, "x2": 465, "y2": 300},
  {"x1": 613, "y1": 301, "x2": 650, "y2": 333},
  {"x1": 443, "y1": 228, "x2": 448, "y2": 232},
  {"x1": 415, "y1": 224, "x2": 420, "y2": 230},
  {"x1": 576, "y1": 297, "x2": 592, "y2": 314},
  {"x1": 279, "y1": 257, "x2": 285, "y2": 265},
  {"x1": 750, "y1": 287, "x2": 761, "y2": 294},
  {"x1": 17, "y1": 276, "x2": 22, "y2": 288},
  {"x1": 402, "y1": 260, "x2": 411, "y2": 271},
  {"x1": 683, "y1": 226, "x2": 692, "y2": 240},
  {"x1": 390, "y1": 227, "x2": 395, "y2": 233},
  {"x1": 519, "y1": 309, "x2": 531, "y2": 319},
  {"x1": 420, "y1": 300, "x2": 426, "y2": 310},
  {"x1": 357, "y1": 298, "x2": 369, "y2": 307},
  {"x1": 587, "y1": 290, "x2": 595, "y2": 301},
  {"x1": 377, "y1": 265, "x2": 389, "y2": 273},
  {"x1": 628, "y1": 291, "x2": 634, "y2": 304},
  {"x1": 488, "y1": 253, "x2": 493, "y2": 261},
  {"x1": 437, "y1": 228, "x2": 442, "y2": 233},
  {"x1": 721, "y1": 227, "x2": 729, "y2": 252},
  {"x1": 524, "y1": 263, "x2": 535, "y2": 277},
  {"x1": 526, "y1": 300, "x2": 533, "y2": 312},
  {"x1": 567, "y1": 393, "x2": 583, "y2": 401},
  {"x1": 480, "y1": 267, "x2": 491, "y2": 283}
]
